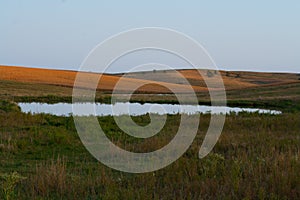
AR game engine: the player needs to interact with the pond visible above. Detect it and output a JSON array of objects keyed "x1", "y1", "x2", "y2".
[{"x1": 18, "y1": 102, "x2": 282, "y2": 116}]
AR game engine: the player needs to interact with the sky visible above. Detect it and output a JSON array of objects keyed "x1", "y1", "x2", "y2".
[{"x1": 1, "y1": 0, "x2": 299, "y2": 73}]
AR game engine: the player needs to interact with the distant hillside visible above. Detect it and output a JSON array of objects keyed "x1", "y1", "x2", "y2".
[
  {"x1": 117, "y1": 69, "x2": 299, "y2": 90},
  {"x1": 0, "y1": 65, "x2": 299, "y2": 94}
]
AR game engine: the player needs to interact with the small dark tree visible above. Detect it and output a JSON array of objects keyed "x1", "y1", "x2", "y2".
[{"x1": 207, "y1": 70, "x2": 214, "y2": 77}]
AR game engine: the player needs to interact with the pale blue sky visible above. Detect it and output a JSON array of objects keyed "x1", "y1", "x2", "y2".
[{"x1": 1, "y1": 0, "x2": 299, "y2": 72}]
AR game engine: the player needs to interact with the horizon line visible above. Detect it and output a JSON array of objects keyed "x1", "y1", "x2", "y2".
[{"x1": 0, "y1": 64, "x2": 299, "y2": 74}]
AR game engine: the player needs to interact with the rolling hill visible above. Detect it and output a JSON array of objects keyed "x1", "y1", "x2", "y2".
[{"x1": 0, "y1": 65, "x2": 298, "y2": 94}]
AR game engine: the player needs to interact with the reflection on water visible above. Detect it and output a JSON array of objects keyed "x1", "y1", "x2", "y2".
[{"x1": 18, "y1": 102, "x2": 282, "y2": 116}]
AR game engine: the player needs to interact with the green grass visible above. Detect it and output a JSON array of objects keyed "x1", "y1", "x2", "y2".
[
  {"x1": 0, "y1": 78, "x2": 299, "y2": 199},
  {"x1": 1, "y1": 80, "x2": 300, "y2": 112},
  {"x1": 0, "y1": 101, "x2": 299, "y2": 199}
]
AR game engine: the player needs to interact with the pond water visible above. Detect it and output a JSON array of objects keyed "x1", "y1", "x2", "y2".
[{"x1": 18, "y1": 102, "x2": 282, "y2": 116}]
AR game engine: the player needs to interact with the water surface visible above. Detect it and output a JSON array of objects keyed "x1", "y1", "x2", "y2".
[{"x1": 18, "y1": 102, "x2": 282, "y2": 116}]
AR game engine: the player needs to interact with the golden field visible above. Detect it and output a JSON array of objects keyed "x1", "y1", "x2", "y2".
[{"x1": 0, "y1": 65, "x2": 299, "y2": 94}]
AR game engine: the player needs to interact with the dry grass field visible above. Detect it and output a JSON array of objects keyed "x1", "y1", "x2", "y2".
[
  {"x1": 1, "y1": 65, "x2": 299, "y2": 93},
  {"x1": 0, "y1": 66, "x2": 207, "y2": 94},
  {"x1": 0, "y1": 65, "x2": 299, "y2": 112}
]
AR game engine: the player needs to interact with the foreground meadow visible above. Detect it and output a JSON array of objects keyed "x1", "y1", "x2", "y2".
[{"x1": 0, "y1": 101, "x2": 299, "y2": 199}]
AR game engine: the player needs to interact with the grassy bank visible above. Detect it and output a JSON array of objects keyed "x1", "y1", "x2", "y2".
[
  {"x1": 0, "y1": 101, "x2": 299, "y2": 199},
  {"x1": 1, "y1": 79, "x2": 299, "y2": 112}
]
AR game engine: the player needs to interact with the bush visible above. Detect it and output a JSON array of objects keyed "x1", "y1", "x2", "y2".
[
  {"x1": 0, "y1": 172, "x2": 26, "y2": 200},
  {"x1": 207, "y1": 70, "x2": 214, "y2": 77},
  {"x1": 0, "y1": 100, "x2": 20, "y2": 113}
]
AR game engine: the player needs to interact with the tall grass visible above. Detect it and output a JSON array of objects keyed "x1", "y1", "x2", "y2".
[
  {"x1": 0, "y1": 101, "x2": 299, "y2": 199},
  {"x1": 31, "y1": 156, "x2": 67, "y2": 197}
]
